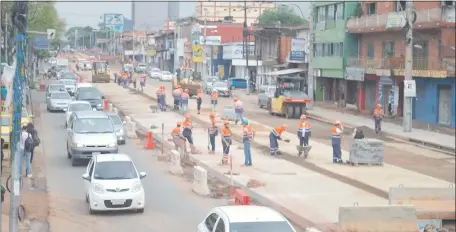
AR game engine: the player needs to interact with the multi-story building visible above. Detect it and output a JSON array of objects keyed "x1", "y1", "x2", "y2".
[
  {"x1": 311, "y1": 2, "x2": 359, "y2": 106},
  {"x1": 195, "y1": 0, "x2": 275, "y2": 25},
  {"x1": 346, "y1": 1, "x2": 455, "y2": 128}
]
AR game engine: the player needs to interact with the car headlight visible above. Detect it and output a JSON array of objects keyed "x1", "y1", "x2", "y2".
[
  {"x1": 72, "y1": 142, "x2": 83, "y2": 148},
  {"x1": 97, "y1": 104, "x2": 102, "y2": 107},
  {"x1": 107, "y1": 143, "x2": 117, "y2": 148},
  {"x1": 116, "y1": 128, "x2": 124, "y2": 134},
  {"x1": 131, "y1": 182, "x2": 142, "y2": 193},
  {"x1": 93, "y1": 183, "x2": 105, "y2": 194}
]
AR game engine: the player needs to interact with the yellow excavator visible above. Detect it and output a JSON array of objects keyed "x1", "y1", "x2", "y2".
[
  {"x1": 268, "y1": 75, "x2": 311, "y2": 119},
  {"x1": 172, "y1": 67, "x2": 200, "y2": 97},
  {"x1": 92, "y1": 61, "x2": 111, "y2": 83}
]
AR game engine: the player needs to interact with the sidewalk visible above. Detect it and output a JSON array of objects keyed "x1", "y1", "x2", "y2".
[{"x1": 91, "y1": 81, "x2": 454, "y2": 226}]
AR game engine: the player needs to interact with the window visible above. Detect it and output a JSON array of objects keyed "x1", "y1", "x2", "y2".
[
  {"x1": 215, "y1": 219, "x2": 225, "y2": 232},
  {"x1": 367, "y1": 42, "x2": 375, "y2": 59},
  {"x1": 414, "y1": 40, "x2": 428, "y2": 57},
  {"x1": 443, "y1": 1, "x2": 454, "y2": 6},
  {"x1": 326, "y1": 4, "x2": 335, "y2": 21},
  {"x1": 333, "y1": 43, "x2": 343, "y2": 56},
  {"x1": 204, "y1": 213, "x2": 219, "y2": 231},
  {"x1": 335, "y1": 3, "x2": 344, "y2": 19},
  {"x1": 395, "y1": 1, "x2": 406, "y2": 11},
  {"x1": 382, "y1": 41, "x2": 395, "y2": 58},
  {"x1": 317, "y1": 7, "x2": 326, "y2": 22},
  {"x1": 366, "y1": 3, "x2": 377, "y2": 15}
]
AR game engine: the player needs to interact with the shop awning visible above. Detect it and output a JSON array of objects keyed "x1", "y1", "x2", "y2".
[{"x1": 264, "y1": 68, "x2": 306, "y2": 76}]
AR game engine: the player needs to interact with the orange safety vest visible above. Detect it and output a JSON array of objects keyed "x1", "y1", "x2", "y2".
[
  {"x1": 331, "y1": 126, "x2": 341, "y2": 139},
  {"x1": 182, "y1": 120, "x2": 192, "y2": 130},
  {"x1": 211, "y1": 92, "x2": 218, "y2": 100},
  {"x1": 243, "y1": 125, "x2": 254, "y2": 142},
  {"x1": 182, "y1": 92, "x2": 190, "y2": 100},
  {"x1": 171, "y1": 127, "x2": 182, "y2": 137},
  {"x1": 172, "y1": 89, "x2": 181, "y2": 96},
  {"x1": 221, "y1": 127, "x2": 232, "y2": 144},
  {"x1": 272, "y1": 126, "x2": 283, "y2": 137},
  {"x1": 374, "y1": 108, "x2": 384, "y2": 117}
]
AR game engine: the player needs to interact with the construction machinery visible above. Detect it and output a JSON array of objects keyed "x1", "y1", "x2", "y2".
[
  {"x1": 172, "y1": 67, "x2": 200, "y2": 97},
  {"x1": 268, "y1": 75, "x2": 311, "y2": 119},
  {"x1": 91, "y1": 60, "x2": 111, "y2": 83}
]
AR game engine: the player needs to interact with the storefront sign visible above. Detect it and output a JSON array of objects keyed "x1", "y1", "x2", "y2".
[
  {"x1": 192, "y1": 45, "x2": 203, "y2": 63},
  {"x1": 393, "y1": 69, "x2": 448, "y2": 78},
  {"x1": 403, "y1": 80, "x2": 416, "y2": 97},
  {"x1": 147, "y1": 50, "x2": 156, "y2": 56},
  {"x1": 289, "y1": 38, "x2": 306, "y2": 62},
  {"x1": 222, "y1": 45, "x2": 254, "y2": 60},
  {"x1": 344, "y1": 67, "x2": 365, "y2": 81},
  {"x1": 199, "y1": 36, "x2": 221, "y2": 46},
  {"x1": 375, "y1": 69, "x2": 391, "y2": 76}
]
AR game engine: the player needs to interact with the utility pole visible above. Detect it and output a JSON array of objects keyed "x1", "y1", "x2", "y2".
[
  {"x1": 203, "y1": 9, "x2": 208, "y2": 77},
  {"x1": 4, "y1": 12, "x2": 8, "y2": 64},
  {"x1": 402, "y1": 1, "x2": 414, "y2": 132},
  {"x1": 307, "y1": 1, "x2": 315, "y2": 109},
  {"x1": 74, "y1": 29, "x2": 77, "y2": 48},
  {"x1": 243, "y1": 0, "x2": 250, "y2": 93}
]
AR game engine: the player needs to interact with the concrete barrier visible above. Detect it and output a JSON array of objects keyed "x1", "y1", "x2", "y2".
[
  {"x1": 108, "y1": 103, "x2": 113, "y2": 112},
  {"x1": 169, "y1": 150, "x2": 183, "y2": 175},
  {"x1": 338, "y1": 205, "x2": 419, "y2": 232},
  {"x1": 124, "y1": 116, "x2": 138, "y2": 139},
  {"x1": 192, "y1": 166, "x2": 210, "y2": 196},
  {"x1": 305, "y1": 228, "x2": 323, "y2": 232},
  {"x1": 389, "y1": 187, "x2": 456, "y2": 219}
]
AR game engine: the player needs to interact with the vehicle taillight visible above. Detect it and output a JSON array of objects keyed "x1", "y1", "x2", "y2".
[{"x1": 284, "y1": 97, "x2": 292, "y2": 101}]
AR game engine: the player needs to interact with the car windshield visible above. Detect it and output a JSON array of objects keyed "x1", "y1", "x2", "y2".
[
  {"x1": 1, "y1": 117, "x2": 10, "y2": 126},
  {"x1": 49, "y1": 85, "x2": 65, "y2": 92},
  {"x1": 74, "y1": 118, "x2": 114, "y2": 133},
  {"x1": 61, "y1": 80, "x2": 76, "y2": 85},
  {"x1": 61, "y1": 73, "x2": 77, "y2": 80},
  {"x1": 229, "y1": 221, "x2": 295, "y2": 232},
  {"x1": 213, "y1": 82, "x2": 226, "y2": 87},
  {"x1": 93, "y1": 161, "x2": 138, "y2": 180},
  {"x1": 70, "y1": 103, "x2": 92, "y2": 112},
  {"x1": 79, "y1": 91, "x2": 101, "y2": 100},
  {"x1": 95, "y1": 62, "x2": 107, "y2": 69},
  {"x1": 108, "y1": 115, "x2": 122, "y2": 126},
  {"x1": 51, "y1": 92, "x2": 71, "y2": 99},
  {"x1": 152, "y1": 68, "x2": 160, "y2": 72}
]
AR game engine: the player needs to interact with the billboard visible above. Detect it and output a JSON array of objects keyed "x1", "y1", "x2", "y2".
[
  {"x1": 33, "y1": 37, "x2": 49, "y2": 50},
  {"x1": 104, "y1": 14, "x2": 124, "y2": 32}
]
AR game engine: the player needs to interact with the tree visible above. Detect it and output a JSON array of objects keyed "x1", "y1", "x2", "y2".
[
  {"x1": 65, "y1": 26, "x2": 96, "y2": 48},
  {"x1": 257, "y1": 5, "x2": 307, "y2": 26}
]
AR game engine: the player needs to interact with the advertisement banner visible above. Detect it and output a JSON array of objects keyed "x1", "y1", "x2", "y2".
[
  {"x1": 176, "y1": 39, "x2": 185, "y2": 57},
  {"x1": 104, "y1": 14, "x2": 124, "y2": 32},
  {"x1": 345, "y1": 67, "x2": 365, "y2": 81},
  {"x1": 191, "y1": 24, "x2": 201, "y2": 45},
  {"x1": 192, "y1": 45, "x2": 203, "y2": 63},
  {"x1": 289, "y1": 38, "x2": 306, "y2": 62},
  {"x1": 199, "y1": 36, "x2": 221, "y2": 46}
]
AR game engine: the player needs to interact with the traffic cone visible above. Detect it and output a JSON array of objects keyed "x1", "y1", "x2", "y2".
[
  {"x1": 103, "y1": 99, "x2": 109, "y2": 111},
  {"x1": 144, "y1": 131, "x2": 155, "y2": 149}
]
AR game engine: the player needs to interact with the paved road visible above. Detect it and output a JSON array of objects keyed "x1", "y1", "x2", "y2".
[{"x1": 33, "y1": 88, "x2": 224, "y2": 232}]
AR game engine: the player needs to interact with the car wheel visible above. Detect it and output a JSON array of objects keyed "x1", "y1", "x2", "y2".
[
  {"x1": 88, "y1": 199, "x2": 96, "y2": 215},
  {"x1": 137, "y1": 208, "x2": 145, "y2": 213},
  {"x1": 85, "y1": 194, "x2": 89, "y2": 203},
  {"x1": 71, "y1": 158, "x2": 78, "y2": 166}
]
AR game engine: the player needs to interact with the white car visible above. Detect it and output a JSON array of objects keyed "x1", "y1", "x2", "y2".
[
  {"x1": 64, "y1": 101, "x2": 93, "y2": 127},
  {"x1": 148, "y1": 68, "x2": 161, "y2": 79},
  {"x1": 197, "y1": 206, "x2": 296, "y2": 232},
  {"x1": 159, "y1": 71, "x2": 173, "y2": 81},
  {"x1": 76, "y1": 82, "x2": 93, "y2": 91},
  {"x1": 82, "y1": 154, "x2": 146, "y2": 214},
  {"x1": 82, "y1": 61, "x2": 92, "y2": 70}
]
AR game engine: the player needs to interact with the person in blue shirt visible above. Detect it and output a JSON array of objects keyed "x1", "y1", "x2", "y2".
[{"x1": 1, "y1": 86, "x2": 6, "y2": 101}]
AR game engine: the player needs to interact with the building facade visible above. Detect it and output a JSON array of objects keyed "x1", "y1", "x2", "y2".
[
  {"x1": 195, "y1": 0, "x2": 275, "y2": 25},
  {"x1": 345, "y1": 1, "x2": 455, "y2": 128},
  {"x1": 312, "y1": 2, "x2": 359, "y2": 106}
]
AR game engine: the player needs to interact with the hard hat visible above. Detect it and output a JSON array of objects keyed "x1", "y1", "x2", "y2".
[
  {"x1": 300, "y1": 114, "x2": 307, "y2": 120},
  {"x1": 223, "y1": 120, "x2": 229, "y2": 125},
  {"x1": 233, "y1": 97, "x2": 238, "y2": 101},
  {"x1": 334, "y1": 120, "x2": 341, "y2": 125},
  {"x1": 209, "y1": 112, "x2": 216, "y2": 118},
  {"x1": 242, "y1": 119, "x2": 248, "y2": 125},
  {"x1": 281, "y1": 124, "x2": 288, "y2": 130},
  {"x1": 176, "y1": 121, "x2": 181, "y2": 126},
  {"x1": 185, "y1": 113, "x2": 191, "y2": 118}
]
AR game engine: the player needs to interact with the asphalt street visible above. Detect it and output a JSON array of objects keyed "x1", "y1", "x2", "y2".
[{"x1": 33, "y1": 88, "x2": 224, "y2": 232}]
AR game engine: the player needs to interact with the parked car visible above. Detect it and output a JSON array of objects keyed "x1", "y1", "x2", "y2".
[
  {"x1": 135, "y1": 63, "x2": 147, "y2": 73},
  {"x1": 66, "y1": 111, "x2": 118, "y2": 166},
  {"x1": 159, "y1": 71, "x2": 173, "y2": 81},
  {"x1": 46, "y1": 91, "x2": 72, "y2": 112},
  {"x1": 201, "y1": 76, "x2": 219, "y2": 94},
  {"x1": 257, "y1": 85, "x2": 276, "y2": 109},
  {"x1": 82, "y1": 154, "x2": 146, "y2": 214},
  {"x1": 211, "y1": 81, "x2": 231, "y2": 97},
  {"x1": 148, "y1": 68, "x2": 161, "y2": 79},
  {"x1": 228, "y1": 77, "x2": 247, "y2": 90},
  {"x1": 60, "y1": 71, "x2": 78, "y2": 81},
  {"x1": 106, "y1": 112, "x2": 126, "y2": 145}
]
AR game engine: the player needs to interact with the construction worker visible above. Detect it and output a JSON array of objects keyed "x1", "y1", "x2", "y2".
[
  {"x1": 182, "y1": 113, "x2": 197, "y2": 153},
  {"x1": 242, "y1": 120, "x2": 254, "y2": 166},
  {"x1": 269, "y1": 124, "x2": 288, "y2": 156},
  {"x1": 331, "y1": 121, "x2": 344, "y2": 163},
  {"x1": 210, "y1": 89, "x2": 218, "y2": 112},
  {"x1": 220, "y1": 120, "x2": 232, "y2": 165},
  {"x1": 233, "y1": 97, "x2": 244, "y2": 124},
  {"x1": 208, "y1": 112, "x2": 218, "y2": 154},
  {"x1": 196, "y1": 89, "x2": 203, "y2": 114},
  {"x1": 171, "y1": 121, "x2": 186, "y2": 152},
  {"x1": 298, "y1": 114, "x2": 311, "y2": 147},
  {"x1": 160, "y1": 85, "x2": 167, "y2": 111},
  {"x1": 156, "y1": 86, "x2": 163, "y2": 110},
  {"x1": 172, "y1": 85, "x2": 182, "y2": 110},
  {"x1": 373, "y1": 103, "x2": 384, "y2": 134},
  {"x1": 181, "y1": 89, "x2": 190, "y2": 113}
]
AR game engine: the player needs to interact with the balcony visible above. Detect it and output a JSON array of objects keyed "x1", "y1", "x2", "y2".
[{"x1": 346, "y1": 7, "x2": 454, "y2": 33}]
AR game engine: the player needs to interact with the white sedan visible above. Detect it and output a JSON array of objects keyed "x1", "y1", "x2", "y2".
[
  {"x1": 159, "y1": 71, "x2": 173, "y2": 81},
  {"x1": 64, "y1": 101, "x2": 93, "y2": 127},
  {"x1": 197, "y1": 206, "x2": 296, "y2": 232},
  {"x1": 83, "y1": 154, "x2": 146, "y2": 214}
]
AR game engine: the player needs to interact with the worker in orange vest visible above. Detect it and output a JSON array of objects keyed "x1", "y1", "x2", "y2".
[
  {"x1": 156, "y1": 86, "x2": 163, "y2": 110},
  {"x1": 160, "y1": 85, "x2": 166, "y2": 111},
  {"x1": 171, "y1": 121, "x2": 186, "y2": 152},
  {"x1": 269, "y1": 124, "x2": 288, "y2": 156},
  {"x1": 373, "y1": 104, "x2": 384, "y2": 134},
  {"x1": 298, "y1": 114, "x2": 311, "y2": 147},
  {"x1": 181, "y1": 89, "x2": 190, "y2": 113},
  {"x1": 196, "y1": 89, "x2": 203, "y2": 114},
  {"x1": 182, "y1": 113, "x2": 196, "y2": 153},
  {"x1": 220, "y1": 120, "x2": 232, "y2": 165},
  {"x1": 208, "y1": 112, "x2": 218, "y2": 154},
  {"x1": 241, "y1": 119, "x2": 254, "y2": 166},
  {"x1": 210, "y1": 90, "x2": 218, "y2": 112},
  {"x1": 172, "y1": 86, "x2": 182, "y2": 110},
  {"x1": 331, "y1": 121, "x2": 344, "y2": 163}
]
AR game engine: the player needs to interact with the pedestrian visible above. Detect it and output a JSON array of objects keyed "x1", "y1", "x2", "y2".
[
  {"x1": 171, "y1": 121, "x2": 187, "y2": 156},
  {"x1": 373, "y1": 104, "x2": 384, "y2": 134},
  {"x1": 132, "y1": 73, "x2": 137, "y2": 89},
  {"x1": 196, "y1": 89, "x2": 202, "y2": 114},
  {"x1": 26, "y1": 122, "x2": 40, "y2": 163},
  {"x1": 241, "y1": 120, "x2": 254, "y2": 166},
  {"x1": 156, "y1": 86, "x2": 163, "y2": 110},
  {"x1": 172, "y1": 86, "x2": 182, "y2": 110},
  {"x1": 181, "y1": 89, "x2": 190, "y2": 113},
  {"x1": 269, "y1": 124, "x2": 288, "y2": 156},
  {"x1": 182, "y1": 113, "x2": 197, "y2": 153},
  {"x1": 220, "y1": 120, "x2": 232, "y2": 166},
  {"x1": 1, "y1": 138, "x2": 4, "y2": 170},
  {"x1": 298, "y1": 114, "x2": 311, "y2": 148},
  {"x1": 331, "y1": 121, "x2": 344, "y2": 163},
  {"x1": 233, "y1": 97, "x2": 244, "y2": 124},
  {"x1": 208, "y1": 113, "x2": 218, "y2": 154},
  {"x1": 122, "y1": 71, "x2": 129, "y2": 88},
  {"x1": 161, "y1": 85, "x2": 167, "y2": 111},
  {"x1": 210, "y1": 90, "x2": 218, "y2": 112},
  {"x1": 139, "y1": 72, "x2": 146, "y2": 92},
  {"x1": 20, "y1": 125, "x2": 33, "y2": 177}
]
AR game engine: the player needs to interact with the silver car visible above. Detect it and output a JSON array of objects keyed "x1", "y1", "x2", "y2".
[
  {"x1": 46, "y1": 91, "x2": 72, "y2": 112},
  {"x1": 59, "y1": 79, "x2": 77, "y2": 96},
  {"x1": 46, "y1": 84, "x2": 66, "y2": 98},
  {"x1": 106, "y1": 112, "x2": 126, "y2": 145},
  {"x1": 159, "y1": 71, "x2": 173, "y2": 81},
  {"x1": 148, "y1": 68, "x2": 161, "y2": 79},
  {"x1": 211, "y1": 81, "x2": 231, "y2": 97},
  {"x1": 66, "y1": 111, "x2": 118, "y2": 166},
  {"x1": 201, "y1": 76, "x2": 219, "y2": 94},
  {"x1": 258, "y1": 85, "x2": 276, "y2": 109}
]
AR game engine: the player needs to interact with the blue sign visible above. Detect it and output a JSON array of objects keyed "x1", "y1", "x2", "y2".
[
  {"x1": 289, "y1": 38, "x2": 306, "y2": 62},
  {"x1": 33, "y1": 37, "x2": 49, "y2": 50},
  {"x1": 105, "y1": 14, "x2": 124, "y2": 32},
  {"x1": 111, "y1": 24, "x2": 123, "y2": 33}
]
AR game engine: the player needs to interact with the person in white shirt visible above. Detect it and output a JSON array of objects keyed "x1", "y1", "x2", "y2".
[{"x1": 20, "y1": 126, "x2": 33, "y2": 177}]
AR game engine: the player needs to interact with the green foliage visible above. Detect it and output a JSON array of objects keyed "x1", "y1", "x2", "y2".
[
  {"x1": 354, "y1": 3, "x2": 363, "y2": 18},
  {"x1": 27, "y1": 2, "x2": 66, "y2": 40},
  {"x1": 65, "y1": 26, "x2": 96, "y2": 48},
  {"x1": 257, "y1": 5, "x2": 307, "y2": 26},
  {"x1": 33, "y1": 49, "x2": 50, "y2": 60}
]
